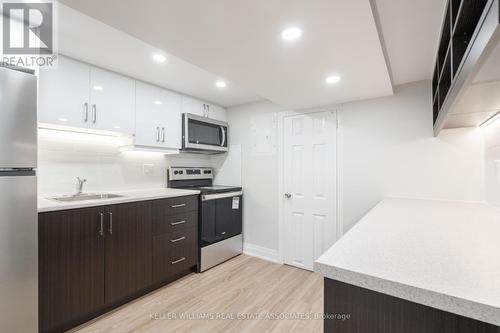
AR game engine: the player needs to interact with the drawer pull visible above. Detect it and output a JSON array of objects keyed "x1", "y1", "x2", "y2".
[
  {"x1": 171, "y1": 257, "x2": 186, "y2": 265},
  {"x1": 170, "y1": 220, "x2": 186, "y2": 226},
  {"x1": 171, "y1": 203, "x2": 186, "y2": 208},
  {"x1": 170, "y1": 236, "x2": 186, "y2": 243}
]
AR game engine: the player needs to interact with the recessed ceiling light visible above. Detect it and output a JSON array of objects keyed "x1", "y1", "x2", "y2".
[
  {"x1": 113, "y1": 125, "x2": 121, "y2": 129},
  {"x1": 154, "y1": 100, "x2": 162, "y2": 105},
  {"x1": 58, "y1": 118, "x2": 68, "y2": 122},
  {"x1": 281, "y1": 27, "x2": 302, "y2": 41},
  {"x1": 93, "y1": 85, "x2": 103, "y2": 91},
  {"x1": 325, "y1": 75, "x2": 341, "y2": 85},
  {"x1": 215, "y1": 81, "x2": 227, "y2": 88},
  {"x1": 152, "y1": 54, "x2": 167, "y2": 63}
]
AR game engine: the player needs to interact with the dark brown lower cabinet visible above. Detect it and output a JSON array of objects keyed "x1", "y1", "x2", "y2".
[
  {"x1": 39, "y1": 196, "x2": 199, "y2": 333},
  {"x1": 105, "y1": 202, "x2": 152, "y2": 304},
  {"x1": 324, "y1": 278, "x2": 500, "y2": 333},
  {"x1": 152, "y1": 227, "x2": 198, "y2": 284},
  {"x1": 38, "y1": 206, "x2": 106, "y2": 333},
  {"x1": 151, "y1": 198, "x2": 199, "y2": 284},
  {"x1": 39, "y1": 202, "x2": 152, "y2": 333}
]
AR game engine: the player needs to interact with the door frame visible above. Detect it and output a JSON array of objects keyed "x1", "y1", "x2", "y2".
[{"x1": 277, "y1": 105, "x2": 343, "y2": 266}]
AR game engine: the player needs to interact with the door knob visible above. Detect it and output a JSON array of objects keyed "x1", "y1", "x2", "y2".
[{"x1": 284, "y1": 193, "x2": 292, "y2": 199}]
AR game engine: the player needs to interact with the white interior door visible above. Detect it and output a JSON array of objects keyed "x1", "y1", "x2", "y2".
[{"x1": 283, "y1": 111, "x2": 337, "y2": 271}]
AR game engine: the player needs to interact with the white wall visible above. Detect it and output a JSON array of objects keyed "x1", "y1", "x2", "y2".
[
  {"x1": 38, "y1": 129, "x2": 213, "y2": 196},
  {"x1": 224, "y1": 101, "x2": 286, "y2": 253},
  {"x1": 483, "y1": 120, "x2": 500, "y2": 206},
  {"x1": 226, "y1": 81, "x2": 485, "y2": 254},
  {"x1": 340, "y1": 81, "x2": 484, "y2": 231}
]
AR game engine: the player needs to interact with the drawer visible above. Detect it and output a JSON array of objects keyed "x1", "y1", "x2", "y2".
[
  {"x1": 153, "y1": 195, "x2": 198, "y2": 217},
  {"x1": 153, "y1": 232, "x2": 197, "y2": 283},
  {"x1": 153, "y1": 228, "x2": 197, "y2": 256},
  {"x1": 152, "y1": 211, "x2": 197, "y2": 236}
]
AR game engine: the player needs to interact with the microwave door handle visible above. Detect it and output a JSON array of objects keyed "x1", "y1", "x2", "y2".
[{"x1": 220, "y1": 126, "x2": 226, "y2": 147}]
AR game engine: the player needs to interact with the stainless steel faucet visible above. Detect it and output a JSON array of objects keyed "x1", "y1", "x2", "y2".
[{"x1": 76, "y1": 177, "x2": 87, "y2": 195}]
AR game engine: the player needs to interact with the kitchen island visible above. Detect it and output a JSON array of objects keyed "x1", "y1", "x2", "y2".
[{"x1": 315, "y1": 198, "x2": 500, "y2": 332}]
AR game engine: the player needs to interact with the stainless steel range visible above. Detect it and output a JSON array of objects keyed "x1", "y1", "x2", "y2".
[{"x1": 168, "y1": 167, "x2": 243, "y2": 272}]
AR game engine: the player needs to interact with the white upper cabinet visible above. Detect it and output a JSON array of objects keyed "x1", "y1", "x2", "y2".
[
  {"x1": 181, "y1": 96, "x2": 206, "y2": 117},
  {"x1": 39, "y1": 56, "x2": 225, "y2": 150},
  {"x1": 38, "y1": 56, "x2": 90, "y2": 128},
  {"x1": 38, "y1": 56, "x2": 135, "y2": 135},
  {"x1": 89, "y1": 68, "x2": 135, "y2": 135},
  {"x1": 181, "y1": 96, "x2": 227, "y2": 121},
  {"x1": 135, "y1": 81, "x2": 181, "y2": 149}
]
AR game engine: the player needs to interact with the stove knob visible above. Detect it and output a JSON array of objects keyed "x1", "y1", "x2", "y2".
[{"x1": 174, "y1": 171, "x2": 179, "y2": 175}]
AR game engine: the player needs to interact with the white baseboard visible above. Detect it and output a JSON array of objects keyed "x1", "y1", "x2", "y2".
[{"x1": 243, "y1": 242, "x2": 281, "y2": 264}]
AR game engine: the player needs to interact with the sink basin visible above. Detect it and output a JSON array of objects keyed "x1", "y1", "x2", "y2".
[{"x1": 49, "y1": 193, "x2": 125, "y2": 202}]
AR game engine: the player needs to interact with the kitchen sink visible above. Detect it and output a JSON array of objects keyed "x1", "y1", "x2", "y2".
[{"x1": 49, "y1": 193, "x2": 125, "y2": 202}]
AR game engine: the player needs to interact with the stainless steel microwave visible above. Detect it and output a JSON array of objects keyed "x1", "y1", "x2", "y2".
[{"x1": 182, "y1": 113, "x2": 228, "y2": 153}]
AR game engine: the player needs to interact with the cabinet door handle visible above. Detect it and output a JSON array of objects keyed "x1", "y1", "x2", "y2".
[
  {"x1": 170, "y1": 236, "x2": 186, "y2": 243},
  {"x1": 99, "y1": 213, "x2": 104, "y2": 236},
  {"x1": 171, "y1": 203, "x2": 186, "y2": 208},
  {"x1": 156, "y1": 127, "x2": 160, "y2": 142},
  {"x1": 108, "y1": 212, "x2": 113, "y2": 235},
  {"x1": 161, "y1": 127, "x2": 166, "y2": 142},
  {"x1": 92, "y1": 104, "x2": 97, "y2": 123},
  {"x1": 171, "y1": 257, "x2": 186, "y2": 265},
  {"x1": 83, "y1": 103, "x2": 89, "y2": 122},
  {"x1": 170, "y1": 220, "x2": 186, "y2": 226}
]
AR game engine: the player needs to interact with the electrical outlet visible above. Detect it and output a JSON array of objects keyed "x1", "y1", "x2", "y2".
[{"x1": 143, "y1": 164, "x2": 154, "y2": 175}]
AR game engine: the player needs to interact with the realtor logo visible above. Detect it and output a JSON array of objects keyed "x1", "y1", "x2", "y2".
[{"x1": 1, "y1": 0, "x2": 57, "y2": 67}]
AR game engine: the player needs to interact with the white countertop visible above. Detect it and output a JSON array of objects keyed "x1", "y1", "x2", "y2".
[
  {"x1": 314, "y1": 198, "x2": 500, "y2": 326},
  {"x1": 38, "y1": 188, "x2": 200, "y2": 213}
]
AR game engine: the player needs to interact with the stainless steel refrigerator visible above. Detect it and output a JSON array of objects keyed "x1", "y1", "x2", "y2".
[{"x1": 0, "y1": 64, "x2": 38, "y2": 332}]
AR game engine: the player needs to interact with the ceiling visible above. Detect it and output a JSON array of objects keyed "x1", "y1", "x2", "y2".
[
  {"x1": 59, "y1": 0, "x2": 394, "y2": 110},
  {"x1": 373, "y1": 0, "x2": 447, "y2": 85},
  {"x1": 56, "y1": 4, "x2": 262, "y2": 108}
]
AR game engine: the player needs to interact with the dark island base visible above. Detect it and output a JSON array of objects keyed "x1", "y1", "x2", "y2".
[{"x1": 324, "y1": 278, "x2": 500, "y2": 333}]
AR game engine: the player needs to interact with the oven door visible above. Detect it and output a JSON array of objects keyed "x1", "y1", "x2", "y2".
[
  {"x1": 183, "y1": 113, "x2": 228, "y2": 152},
  {"x1": 201, "y1": 191, "x2": 243, "y2": 244}
]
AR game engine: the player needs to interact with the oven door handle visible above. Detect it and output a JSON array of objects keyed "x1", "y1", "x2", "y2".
[{"x1": 202, "y1": 191, "x2": 243, "y2": 201}]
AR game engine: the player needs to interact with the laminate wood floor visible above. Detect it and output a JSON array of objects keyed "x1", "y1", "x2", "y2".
[{"x1": 70, "y1": 255, "x2": 323, "y2": 333}]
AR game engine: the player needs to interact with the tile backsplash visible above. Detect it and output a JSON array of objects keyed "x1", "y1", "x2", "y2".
[{"x1": 37, "y1": 129, "x2": 215, "y2": 196}]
